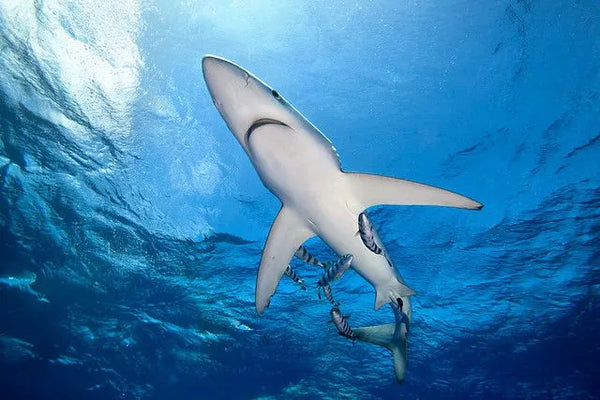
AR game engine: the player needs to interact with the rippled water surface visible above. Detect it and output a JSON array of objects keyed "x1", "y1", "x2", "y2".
[{"x1": 1, "y1": 1, "x2": 599, "y2": 399}]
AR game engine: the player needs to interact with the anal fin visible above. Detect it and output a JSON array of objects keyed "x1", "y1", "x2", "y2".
[{"x1": 375, "y1": 281, "x2": 416, "y2": 310}]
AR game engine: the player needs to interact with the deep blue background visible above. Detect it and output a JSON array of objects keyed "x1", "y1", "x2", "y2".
[{"x1": 1, "y1": 1, "x2": 599, "y2": 399}]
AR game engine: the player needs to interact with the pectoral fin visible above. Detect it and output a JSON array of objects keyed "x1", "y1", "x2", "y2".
[
  {"x1": 256, "y1": 206, "x2": 314, "y2": 315},
  {"x1": 345, "y1": 172, "x2": 483, "y2": 210}
]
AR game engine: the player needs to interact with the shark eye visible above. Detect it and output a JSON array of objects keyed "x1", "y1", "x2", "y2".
[{"x1": 271, "y1": 89, "x2": 280, "y2": 99}]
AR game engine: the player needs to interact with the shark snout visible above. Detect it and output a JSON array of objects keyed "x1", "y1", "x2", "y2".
[
  {"x1": 202, "y1": 55, "x2": 250, "y2": 101},
  {"x1": 202, "y1": 55, "x2": 246, "y2": 78},
  {"x1": 201, "y1": 55, "x2": 292, "y2": 153},
  {"x1": 202, "y1": 55, "x2": 259, "y2": 146}
]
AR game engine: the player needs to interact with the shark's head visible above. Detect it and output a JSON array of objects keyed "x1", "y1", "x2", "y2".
[{"x1": 202, "y1": 55, "x2": 306, "y2": 155}]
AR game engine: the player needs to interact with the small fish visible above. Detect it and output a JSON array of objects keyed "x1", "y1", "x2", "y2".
[
  {"x1": 318, "y1": 253, "x2": 352, "y2": 286},
  {"x1": 357, "y1": 212, "x2": 384, "y2": 256},
  {"x1": 331, "y1": 307, "x2": 354, "y2": 340},
  {"x1": 317, "y1": 254, "x2": 352, "y2": 301},
  {"x1": 284, "y1": 265, "x2": 306, "y2": 290},
  {"x1": 294, "y1": 245, "x2": 325, "y2": 268},
  {"x1": 320, "y1": 283, "x2": 339, "y2": 306},
  {"x1": 358, "y1": 212, "x2": 393, "y2": 266}
]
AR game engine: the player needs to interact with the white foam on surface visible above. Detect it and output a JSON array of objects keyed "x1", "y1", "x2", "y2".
[{"x1": 0, "y1": 0, "x2": 143, "y2": 137}]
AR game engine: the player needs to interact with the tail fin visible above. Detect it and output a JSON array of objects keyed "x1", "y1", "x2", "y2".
[
  {"x1": 374, "y1": 281, "x2": 416, "y2": 309},
  {"x1": 390, "y1": 345, "x2": 407, "y2": 383},
  {"x1": 353, "y1": 323, "x2": 408, "y2": 383}
]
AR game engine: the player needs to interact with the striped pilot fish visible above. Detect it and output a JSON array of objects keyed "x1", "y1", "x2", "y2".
[
  {"x1": 330, "y1": 307, "x2": 354, "y2": 340},
  {"x1": 321, "y1": 282, "x2": 338, "y2": 306},
  {"x1": 318, "y1": 254, "x2": 352, "y2": 288},
  {"x1": 357, "y1": 212, "x2": 383, "y2": 255},
  {"x1": 357, "y1": 212, "x2": 392, "y2": 265},
  {"x1": 294, "y1": 245, "x2": 325, "y2": 268},
  {"x1": 284, "y1": 265, "x2": 306, "y2": 290},
  {"x1": 317, "y1": 254, "x2": 352, "y2": 302}
]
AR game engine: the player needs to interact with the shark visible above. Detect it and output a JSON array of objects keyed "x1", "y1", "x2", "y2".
[{"x1": 202, "y1": 55, "x2": 482, "y2": 381}]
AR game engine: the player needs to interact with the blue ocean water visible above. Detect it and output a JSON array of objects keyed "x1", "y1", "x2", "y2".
[{"x1": 1, "y1": 0, "x2": 599, "y2": 399}]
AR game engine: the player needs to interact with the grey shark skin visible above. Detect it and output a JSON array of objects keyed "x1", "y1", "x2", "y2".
[{"x1": 202, "y1": 55, "x2": 481, "y2": 315}]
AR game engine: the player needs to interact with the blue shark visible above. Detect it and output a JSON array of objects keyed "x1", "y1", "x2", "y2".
[
  {"x1": 202, "y1": 55, "x2": 481, "y2": 313},
  {"x1": 202, "y1": 55, "x2": 482, "y2": 382}
]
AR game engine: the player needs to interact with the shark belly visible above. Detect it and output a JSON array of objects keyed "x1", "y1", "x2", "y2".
[
  {"x1": 311, "y1": 208, "x2": 400, "y2": 289},
  {"x1": 248, "y1": 122, "x2": 410, "y2": 305},
  {"x1": 318, "y1": 215, "x2": 416, "y2": 312},
  {"x1": 247, "y1": 122, "x2": 342, "y2": 205}
]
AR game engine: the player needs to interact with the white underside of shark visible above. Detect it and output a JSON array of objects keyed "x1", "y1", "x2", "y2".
[{"x1": 201, "y1": 56, "x2": 482, "y2": 317}]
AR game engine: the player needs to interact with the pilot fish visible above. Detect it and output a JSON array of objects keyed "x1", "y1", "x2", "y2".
[
  {"x1": 295, "y1": 245, "x2": 325, "y2": 268},
  {"x1": 318, "y1": 253, "x2": 352, "y2": 288},
  {"x1": 331, "y1": 307, "x2": 354, "y2": 340},
  {"x1": 317, "y1": 254, "x2": 352, "y2": 304},
  {"x1": 358, "y1": 212, "x2": 392, "y2": 266},
  {"x1": 284, "y1": 265, "x2": 306, "y2": 290}
]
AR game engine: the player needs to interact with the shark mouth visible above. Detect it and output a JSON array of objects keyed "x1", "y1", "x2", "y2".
[{"x1": 245, "y1": 118, "x2": 288, "y2": 143}]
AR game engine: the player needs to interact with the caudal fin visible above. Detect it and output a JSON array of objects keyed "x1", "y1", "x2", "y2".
[
  {"x1": 353, "y1": 322, "x2": 408, "y2": 383},
  {"x1": 390, "y1": 345, "x2": 408, "y2": 383}
]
